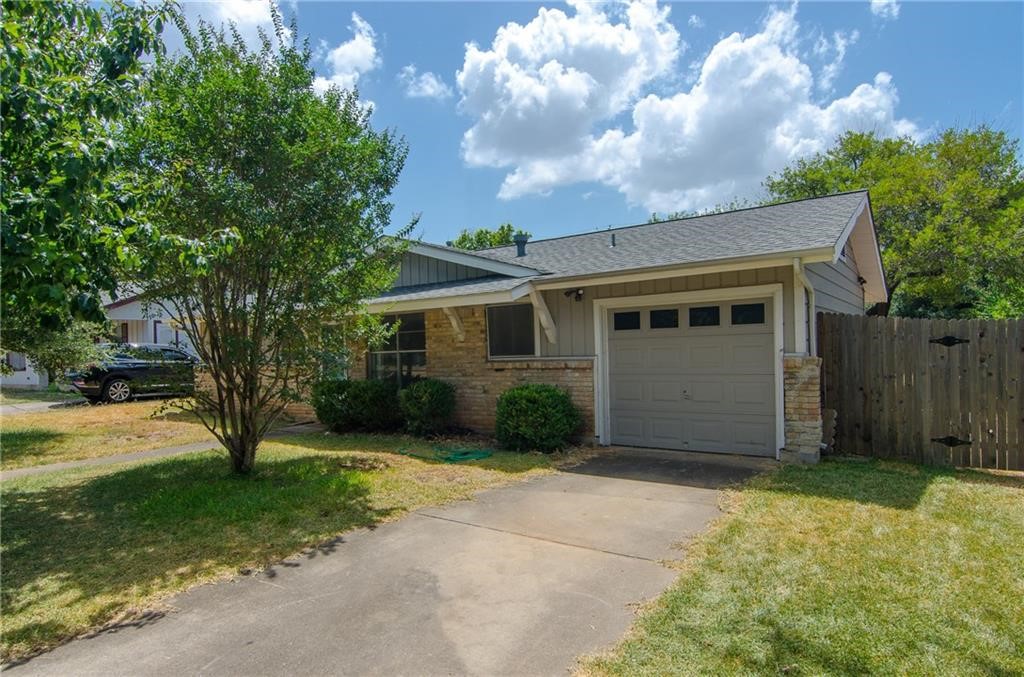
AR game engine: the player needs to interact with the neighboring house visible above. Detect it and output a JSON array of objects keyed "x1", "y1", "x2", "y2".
[
  {"x1": 2, "y1": 352, "x2": 48, "y2": 389},
  {"x1": 355, "y1": 191, "x2": 887, "y2": 463},
  {"x1": 104, "y1": 295, "x2": 196, "y2": 354}
]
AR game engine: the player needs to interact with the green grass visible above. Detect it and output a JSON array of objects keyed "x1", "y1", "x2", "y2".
[
  {"x1": 0, "y1": 433, "x2": 562, "y2": 661},
  {"x1": 1, "y1": 401, "x2": 214, "y2": 470},
  {"x1": 0, "y1": 387, "x2": 82, "y2": 406},
  {"x1": 582, "y1": 459, "x2": 1024, "y2": 676}
]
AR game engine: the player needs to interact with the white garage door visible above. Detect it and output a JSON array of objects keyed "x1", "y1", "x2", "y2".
[{"x1": 607, "y1": 298, "x2": 776, "y2": 457}]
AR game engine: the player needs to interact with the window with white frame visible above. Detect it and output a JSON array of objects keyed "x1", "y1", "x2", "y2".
[
  {"x1": 486, "y1": 304, "x2": 535, "y2": 357},
  {"x1": 368, "y1": 313, "x2": 426, "y2": 386},
  {"x1": 4, "y1": 352, "x2": 27, "y2": 371}
]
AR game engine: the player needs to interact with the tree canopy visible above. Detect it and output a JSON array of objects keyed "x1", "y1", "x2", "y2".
[
  {"x1": 450, "y1": 223, "x2": 528, "y2": 250},
  {"x1": 127, "y1": 13, "x2": 412, "y2": 473},
  {"x1": 764, "y1": 127, "x2": 1024, "y2": 318},
  {"x1": 1, "y1": 0, "x2": 171, "y2": 332}
]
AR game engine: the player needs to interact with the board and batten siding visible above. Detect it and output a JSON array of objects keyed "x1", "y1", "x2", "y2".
[
  {"x1": 538, "y1": 265, "x2": 800, "y2": 357},
  {"x1": 395, "y1": 252, "x2": 494, "y2": 287},
  {"x1": 805, "y1": 243, "x2": 865, "y2": 315}
]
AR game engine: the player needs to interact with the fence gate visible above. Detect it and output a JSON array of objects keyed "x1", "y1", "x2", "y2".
[{"x1": 817, "y1": 313, "x2": 1023, "y2": 470}]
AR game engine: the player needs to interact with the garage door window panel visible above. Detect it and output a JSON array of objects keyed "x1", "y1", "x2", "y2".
[
  {"x1": 487, "y1": 304, "x2": 535, "y2": 358},
  {"x1": 649, "y1": 309, "x2": 679, "y2": 329},
  {"x1": 613, "y1": 311, "x2": 641, "y2": 331},
  {"x1": 731, "y1": 303, "x2": 766, "y2": 325},
  {"x1": 688, "y1": 306, "x2": 720, "y2": 327}
]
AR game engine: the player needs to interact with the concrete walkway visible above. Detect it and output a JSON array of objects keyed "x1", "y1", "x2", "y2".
[
  {"x1": 0, "y1": 399, "x2": 86, "y2": 416},
  {"x1": 6, "y1": 448, "x2": 771, "y2": 676},
  {"x1": 0, "y1": 422, "x2": 325, "y2": 481}
]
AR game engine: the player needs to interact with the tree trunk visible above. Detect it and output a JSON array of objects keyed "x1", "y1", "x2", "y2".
[{"x1": 227, "y1": 436, "x2": 257, "y2": 474}]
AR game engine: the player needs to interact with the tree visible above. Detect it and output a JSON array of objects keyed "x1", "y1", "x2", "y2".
[
  {"x1": 764, "y1": 127, "x2": 1024, "y2": 317},
  {"x1": 648, "y1": 198, "x2": 756, "y2": 223},
  {"x1": 450, "y1": 223, "x2": 528, "y2": 250},
  {"x1": 0, "y1": 318, "x2": 111, "y2": 380},
  {"x1": 126, "y1": 13, "x2": 413, "y2": 473},
  {"x1": 1, "y1": 0, "x2": 171, "y2": 334}
]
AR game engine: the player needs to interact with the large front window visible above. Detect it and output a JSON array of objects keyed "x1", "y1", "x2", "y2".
[{"x1": 368, "y1": 313, "x2": 426, "y2": 386}]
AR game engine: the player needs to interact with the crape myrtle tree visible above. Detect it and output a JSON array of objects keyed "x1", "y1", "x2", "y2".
[
  {"x1": 1, "y1": 0, "x2": 172, "y2": 337},
  {"x1": 127, "y1": 12, "x2": 412, "y2": 474}
]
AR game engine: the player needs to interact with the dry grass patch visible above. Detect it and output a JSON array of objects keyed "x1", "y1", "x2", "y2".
[
  {"x1": 0, "y1": 388, "x2": 82, "y2": 406},
  {"x1": 1, "y1": 400, "x2": 213, "y2": 470},
  {"x1": 1, "y1": 432, "x2": 566, "y2": 661}
]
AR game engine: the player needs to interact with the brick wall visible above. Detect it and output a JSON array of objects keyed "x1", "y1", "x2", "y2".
[
  {"x1": 348, "y1": 306, "x2": 595, "y2": 440},
  {"x1": 782, "y1": 354, "x2": 823, "y2": 463}
]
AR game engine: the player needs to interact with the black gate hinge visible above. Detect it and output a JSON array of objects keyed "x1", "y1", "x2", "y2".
[
  {"x1": 929, "y1": 336, "x2": 969, "y2": 347},
  {"x1": 931, "y1": 435, "x2": 972, "y2": 447}
]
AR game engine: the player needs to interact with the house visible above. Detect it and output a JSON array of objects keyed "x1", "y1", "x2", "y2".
[
  {"x1": 368, "y1": 191, "x2": 887, "y2": 462},
  {"x1": 104, "y1": 294, "x2": 195, "y2": 354},
  {"x1": 2, "y1": 352, "x2": 48, "y2": 389}
]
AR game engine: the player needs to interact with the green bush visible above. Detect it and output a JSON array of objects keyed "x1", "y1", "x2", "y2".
[
  {"x1": 495, "y1": 383, "x2": 580, "y2": 452},
  {"x1": 399, "y1": 378, "x2": 456, "y2": 436},
  {"x1": 310, "y1": 378, "x2": 402, "y2": 432}
]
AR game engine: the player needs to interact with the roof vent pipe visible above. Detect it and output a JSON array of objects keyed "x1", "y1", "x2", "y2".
[
  {"x1": 610, "y1": 233, "x2": 616, "y2": 247},
  {"x1": 513, "y1": 233, "x2": 529, "y2": 257}
]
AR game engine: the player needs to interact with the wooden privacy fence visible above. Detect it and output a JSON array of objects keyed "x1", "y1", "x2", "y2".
[{"x1": 818, "y1": 313, "x2": 1023, "y2": 470}]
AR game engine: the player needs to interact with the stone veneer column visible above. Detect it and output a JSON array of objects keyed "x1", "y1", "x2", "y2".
[{"x1": 781, "y1": 355, "x2": 823, "y2": 464}]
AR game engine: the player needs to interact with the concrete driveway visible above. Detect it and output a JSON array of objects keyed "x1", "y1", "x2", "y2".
[{"x1": 8, "y1": 448, "x2": 771, "y2": 676}]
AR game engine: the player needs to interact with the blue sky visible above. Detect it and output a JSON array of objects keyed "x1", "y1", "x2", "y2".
[{"x1": 181, "y1": 1, "x2": 1023, "y2": 244}]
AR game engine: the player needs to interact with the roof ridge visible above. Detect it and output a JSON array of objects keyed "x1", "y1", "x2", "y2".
[{"x1": 470, "y1": 189, "x2": 870, "y2": 252}]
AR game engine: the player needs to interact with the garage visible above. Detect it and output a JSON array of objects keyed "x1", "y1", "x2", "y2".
[{"x1": 606, "y1": 297, "x2": 777, "y2": 457}]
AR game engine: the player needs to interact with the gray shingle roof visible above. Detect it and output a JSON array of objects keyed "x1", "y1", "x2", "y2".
[
  {"x1": 369, "y1": 275, "x2": 531, "y2": 305},
  {"x1": 469, "y1": 191, "x2": 868, "y2": 278}
]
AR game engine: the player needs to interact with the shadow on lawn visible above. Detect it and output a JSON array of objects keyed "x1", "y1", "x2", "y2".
[
  {"x1": 1, "y1": 453, "x2": 392, "y2": 660},
  {"x1": 0, "y1": 430, "x2": 71, "y2": 467},
  {"x1": 760, "y1": 456, "x2": 1024, "y2": 510}
]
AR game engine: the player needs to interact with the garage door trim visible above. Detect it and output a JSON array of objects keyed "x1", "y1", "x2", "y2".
[{"x1": 593, "y1": 283, "x2": 785, "y2": 459}]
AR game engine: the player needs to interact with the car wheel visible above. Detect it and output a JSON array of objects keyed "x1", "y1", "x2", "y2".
[{"x1": 104, "y1": 379, "x2": 132, "y2": 403}]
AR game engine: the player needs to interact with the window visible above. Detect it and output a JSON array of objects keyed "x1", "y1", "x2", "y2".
[
  {"x1": 689, "y1": 306, "x2": 720, "y2": 327},
  {"x1": 368, "y1": 313, "x2": 427, "y2": 386},
  {"x1": 731, "y1": 303, "x2": 765, "y2": 325},
  {"x1": 487, "y1": 304, "x2": 535, "y2": 357},
  {"x1": 160, "y1": 348, "x2": 192, "y2": 362},
  {"x1": 613, "y1": 311, "x2": 641, "y2": 331},
  {"x1": 4, "y1": 352, "x2": 26, "y2": 371},
  {"x1": 649, "y1": 309, "x2": 678, "y2": 329}
]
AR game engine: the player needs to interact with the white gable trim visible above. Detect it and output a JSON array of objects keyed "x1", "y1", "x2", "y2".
[
  {"x1": 408, "y1": 243, "x2": 540, "y2": 278},
  {"x1": 832, "y1": 195, "x2": 887, "y2": 302}
]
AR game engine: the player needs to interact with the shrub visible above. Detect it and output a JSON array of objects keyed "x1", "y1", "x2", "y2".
[
  {"x1": 399, "y1": 378, "x2": 456, "y2": 436},
  {"x1": 495, "y1": 383, "x2": 580, "y2": 452},
  {"x1": 310, "y1": 378, "x2": 402, "y2": 432}
]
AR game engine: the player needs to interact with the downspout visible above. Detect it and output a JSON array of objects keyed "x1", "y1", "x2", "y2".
[{"x1": 793, "y1": 258, "x2": 816, "y2": 355}]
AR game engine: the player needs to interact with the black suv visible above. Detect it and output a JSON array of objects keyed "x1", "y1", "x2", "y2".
[{"x1": 68, "y1": 343, "x2": 198, "y2": 403}]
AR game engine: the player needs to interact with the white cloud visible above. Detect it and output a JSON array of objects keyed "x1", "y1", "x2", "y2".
[
  {"x1": 456, "y1": 0, "x2": 681, "y2": 168},
  {"x1": 171, "y1": 1, "x2": 292, "y2": 52},
  {"x1": 688, "y1": 14, "x2": 704, "y2": 28},
  {"x1": 870, "y1": 0, "x2": 900, "y2": 20},
  {"x1": 398, "y1": 65, "x2": 454, "y2": 100},
  {"x1": 816, "y1": 29, "x2": 859, "y2": 92},
  {"x1": 459, "y1": 3, "x2": 919, "y2": 213},
  {"x1": 312, "y1": 13, "x2": 380, "y2": 94}
]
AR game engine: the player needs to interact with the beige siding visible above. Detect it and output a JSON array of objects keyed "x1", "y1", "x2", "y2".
[
  {"x1": 805, "y1": 244, "x2": 865, "y2": 315},
  {"x1": 537, "y1": 265, "x2": 799, "y2": 356},
  {"x1": 396, "y1": 252, "x2": 494, "y2": 287}
]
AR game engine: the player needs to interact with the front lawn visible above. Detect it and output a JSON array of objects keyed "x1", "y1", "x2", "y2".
[
  {"x1": 1, "y1": 400, "x2": 213, "y2": 470},
  {"x1": 0, "y1": 433, "x2": 562, "y2": 661},
  {"x1": 582, "y1": 458, "x2": 1024, "y2": 675},
  {"x1": 0, "y1": 387, "x2": 82, "y2": 406}
]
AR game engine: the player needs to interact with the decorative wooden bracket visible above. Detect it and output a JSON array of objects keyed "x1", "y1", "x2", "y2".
[
  {"x1": 442, "y1": 307, "x2": 465, "y2": 342},
  {"x1": 528, "y1": 290, "x2": 558, "y2": 344}
]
